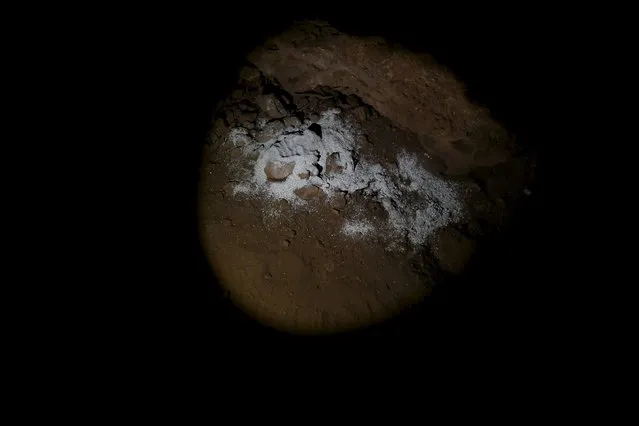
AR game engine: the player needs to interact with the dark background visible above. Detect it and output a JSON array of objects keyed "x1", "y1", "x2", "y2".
[{"x1": 119, "y1": 7, "x2": 547, "y2": 352}]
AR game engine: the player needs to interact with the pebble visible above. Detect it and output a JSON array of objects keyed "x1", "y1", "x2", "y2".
[
  {"x1": 256, "y1": 94, "x2": 287, "y2": 119},
  {"x1": 294, "y1": 185, "x2": 326, "y2": 200},
  {"x1": 352, "y1": 106, "x2": 368, "y2": 122},
  {"x1": 255, "y1": 120, "x2": 284, "y2": 143},
  {"x1": 239, "y1": 66, "x2": 261, "y2": 82},
  {"x1": 238, "y1": 112, "x2": 258, "y2": 123},
  {"x1": 264, "y1": 160, "x2": 295, "y2": 181},
  {"x1": 281, "y1": 239, "x2": 291, "y2": 248},
  {"x1": 283, "y1": 116, "x2": 301, "y2": 127},
  {"x1": 329, "y1": 193, "x2": 347, "y2": 209},
  {"x1": 325, "y1": 152, "x2": 344, "y2": 176}
]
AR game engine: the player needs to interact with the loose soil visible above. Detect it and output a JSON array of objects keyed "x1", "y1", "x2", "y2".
[{"x1": 199, "y1": 21, "x2": 535, "y2": 334}]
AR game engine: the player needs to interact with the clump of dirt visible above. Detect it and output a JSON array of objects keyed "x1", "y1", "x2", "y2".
[{"x1": 199, "y1": 21, "x2": 535, "y2": 334}]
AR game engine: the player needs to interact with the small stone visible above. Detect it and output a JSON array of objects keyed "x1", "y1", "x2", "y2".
[
  {"x1": 281, "y1": 239, "x2": 291, "y2": 248},
  {"x1": 239, "y1": 66, "x2": 261, "y2": 82},
  {"x1": 283, "y1": 116, "x2": 301, "y2": 128},
  {"x1": 255, "y1": 120, "x2": 284, "y2": 143},
  {"x1": 298, "y1": 171, "x2": 310, "y2": 180},
  {"x1": 238, "y1": 112, "x2": 258, "y2": 123},
  {"x1": 237, "y1": 101, "x2": 257, "y2": 112},
  {"x1": 310, "y1": 113, "x2": 320, "y2": 122},
  {"x1": 294, "y1": 185, "x2": 326, "y2": 200},
  {"x1": 277, "y1": 199, "x2": 290, "y2": 210},
  {"x1": 256, "y1": 94, "x2": 287, "y2": 119},
  {"x1": 325, "y1": 152, "x2": 344, "y2": 176},
  {"x1": 264, "y1": 160, "x2": 295, "y2": 181},
  {"x1": 323, "y1": 98, "x2": 338, "y2": 110},
  {"x1": 264, "y1": 272, "x2": 272, "y2": 280},
  {"x1": 223, "y1": 110, "x2": 236, "y2": 126},
  {"x1": 330, "y1": 193, "x2": 346, "y2": 209},
  {"x1": 352, "y1": 106, "x2": 368, "y2": 122},
  {"x1": 255, "y1": 117, "x2": 268, "y2": 130}
]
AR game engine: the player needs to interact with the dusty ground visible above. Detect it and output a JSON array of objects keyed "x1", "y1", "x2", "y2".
[{"x1": 199, "y1": 21, "x2": 536, "y2": 334}]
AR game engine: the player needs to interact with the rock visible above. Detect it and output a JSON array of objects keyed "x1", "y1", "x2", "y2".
[
  {"x1": 294, "y1": 185, "x2": 326, "y2": 200},
  {"x1": 433, "y1": 228, "x2": 475, "y2": 274},
  {"x1": 255, "y1": 120, "x2": 284, "y2": 142},
  {"x1": 223, "y1": 110, "x2": 236, "y2": 126},
  {"x1": 325, "y1": 152, "x2": 344, "y2": 175},
  {"x1": 310, "y1": 113, "x2": 320, "y2": 122},
  {"x1": 298, "y1": 171, "x2": 310, "y2": 179},
  {"x1": 239, "y1": 66, "x2": 261, "y2": 82},
  {"x1": 329, "y1": 193, "x2": 347, "y2": 209},
  {"x1": 238, "y1": 112, "x2": 258, "y2": 123},
  {"x1": 352, "y1": 106, "x2": 370, "y2": 122},
  {"x1": 264, "y1": 160, "x2": 295, "y2": 181},
  {"x1": 248, "y1": 22, "x2": 514, "y2": 172},
  {"x1": 281, "y1": 239, "x2": 291, "y2": 248},
  {"x1": 283, "y1": 116, "x2": 301, "y2": 127},
  {"x1": 237, "y1": 101, "x2": 257, "y2": 112},
  {"x1": 323, "y1": 98, "x2": 338, "y2": 110},
  {"x1": 345, "y1": 95, "x2": 360, "y2": 107},
  {"x1": 256, "y1": 94, "x2": 288, "y2": 119}
]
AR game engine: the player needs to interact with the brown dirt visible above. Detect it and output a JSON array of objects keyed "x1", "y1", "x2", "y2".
[{"x1": 199, "y1": 21, "x2": 535, "y2": 334}]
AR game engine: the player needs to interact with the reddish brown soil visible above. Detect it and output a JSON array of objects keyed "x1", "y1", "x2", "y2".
[{"x1": 199, "y1": 21, "x2": 535, "y2": 334}]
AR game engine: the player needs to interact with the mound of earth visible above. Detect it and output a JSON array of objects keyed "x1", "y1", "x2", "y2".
[{"x1": 199, "y1": 21, "x2": 535, "y2": 334}]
